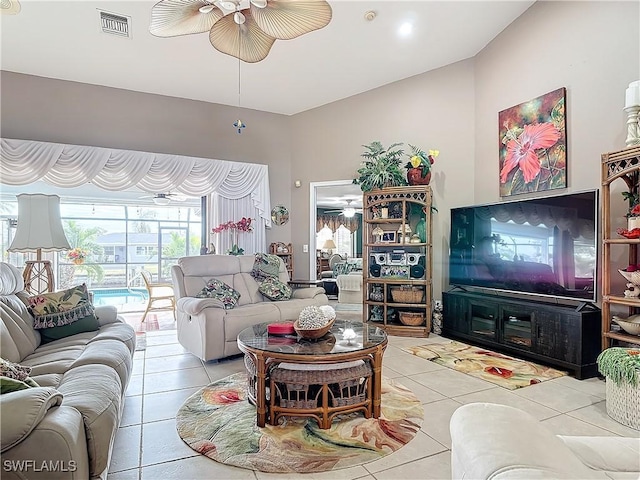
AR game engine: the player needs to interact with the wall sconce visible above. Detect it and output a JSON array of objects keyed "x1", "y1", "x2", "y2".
[{"x1": 294, "y1": 180, "x2": 302, "y2": 188}]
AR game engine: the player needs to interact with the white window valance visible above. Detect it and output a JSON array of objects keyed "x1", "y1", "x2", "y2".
[{"x1": 0, "y1": 138, "x2": 272, "y2": 225}]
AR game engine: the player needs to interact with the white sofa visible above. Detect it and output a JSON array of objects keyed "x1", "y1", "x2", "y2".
[
  {"x1": 450, "y1": 403, "x2": 640, "y2": 479},
  {"x1": 0, "y1": 262, "x2": 136, "y2": 480},
  {"x1": 171, "y1": 254, "x2": 329, "y2": 361}
]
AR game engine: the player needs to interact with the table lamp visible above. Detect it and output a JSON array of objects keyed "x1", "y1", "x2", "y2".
[
  {"x1": 322, "y1": 239, "x2": 337, "y2": 255},
  {"x1": 8, "y1": 194, "x2": 71, "y2": 295}
]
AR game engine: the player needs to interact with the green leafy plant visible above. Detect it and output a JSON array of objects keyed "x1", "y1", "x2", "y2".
[
  {"x1": 353, "y1": 141, "x2": 408, "y2": 192},
  {"x1": 622, "y1": 191, "x2": 640, "y2": 218},
  {"x1": 404, "y1": 145, "x2": 439, "y2": 178},
  {"x1": 597, "y1": 347, "x2": 640, "y2": 387}
]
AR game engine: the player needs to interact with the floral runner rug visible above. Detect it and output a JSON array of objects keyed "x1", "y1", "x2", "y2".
[
  {"x1": 176, "y1": 372, "x2": 423, "y2": 473},
  {"x1": 403, "y1": 340, "x2": 567, "y2": 389}
]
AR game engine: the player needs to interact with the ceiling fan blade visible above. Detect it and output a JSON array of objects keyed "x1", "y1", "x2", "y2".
[
  {"x1": 251, "y1": 0, "x2": 332, "y2": 40},
  {"x1": 1, "y1": 0, "x2": 20, "y2": 15},
  {"x1": 209, "y1": 9, "x2": 275, "y2": 63},
  {"x1": 150, "y1": 0, "x2": 224, "y2": 37}
]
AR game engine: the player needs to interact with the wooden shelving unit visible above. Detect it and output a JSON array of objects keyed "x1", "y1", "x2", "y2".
[
  {"x1": 601, "y1": 145, "x2": 640, "y2": 350},
  {"x1": 362, "y1": 185, "x2": 433, "y2": 337},
  {"x1": 270, "y1": 242, "x2": 293, "y2": 279}
]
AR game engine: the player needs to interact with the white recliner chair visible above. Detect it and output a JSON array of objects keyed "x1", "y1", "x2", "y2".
[{"x1": 450, "y1": 402, "x2": 640, "y2": 479}]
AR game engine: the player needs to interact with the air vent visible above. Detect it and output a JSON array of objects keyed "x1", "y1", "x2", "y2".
[{"x1": 98, "y1": 10, "x2": 131, "y2": 38}]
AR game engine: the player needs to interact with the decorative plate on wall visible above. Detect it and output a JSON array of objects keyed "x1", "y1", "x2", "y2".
[{"x1": 271, "y1": 205, "x2": 289, "y2": 226}]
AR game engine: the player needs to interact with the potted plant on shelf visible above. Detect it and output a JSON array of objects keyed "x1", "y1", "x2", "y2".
[
  {"x1": 622, "y1": 191, "x2": 640, "y2": 230},
  {"x1": 405, "y1": 145, "x2": 439, "y2": 186},
  {"x1": 353, "y1": 141, "x2": 408, "y2": 192}
]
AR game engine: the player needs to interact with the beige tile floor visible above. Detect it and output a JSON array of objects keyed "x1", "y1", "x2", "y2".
[{"x1": 108, "y1": 330, "x2": 639, "y2": 480}]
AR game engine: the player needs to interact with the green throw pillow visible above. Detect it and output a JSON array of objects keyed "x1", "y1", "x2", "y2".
[
  {"x1": 250, "y1": 253, "x2": 282, "y2": 281},
  {"x1": 38, "y1": 315, "x2": 101, "y2": 344},
  {"x1": 1, "y1": 376, "x2": 39, "y2": 394},
  {"x1": 195, "y1": 279, "x2": 241, "y2": 309},
  {"x1": 258, "y1": 277, "x2": 292, "y2": 301},
  {"x1": 27, "y1": 284, "x2": 100, "y2": 343}
]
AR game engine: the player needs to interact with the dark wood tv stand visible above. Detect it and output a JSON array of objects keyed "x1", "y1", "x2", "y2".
[{"x1": 442, "y1": 290, "x2": 601, "y2": 379}]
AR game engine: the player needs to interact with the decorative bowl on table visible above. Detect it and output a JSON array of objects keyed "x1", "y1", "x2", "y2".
[
  {"x1": 294, "y1": 305, "x2": 336, "y2": 340},
  {"x1": 612, "y1": 315, "x2": 640, "y2": 336},
  {"x1": 294, "y1": 317, "x2": 335, "y2": 339}
]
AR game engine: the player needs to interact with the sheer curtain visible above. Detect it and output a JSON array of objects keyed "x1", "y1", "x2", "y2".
[{"x1": 1, "y1": 138, "x2": 272, "y2": 253}]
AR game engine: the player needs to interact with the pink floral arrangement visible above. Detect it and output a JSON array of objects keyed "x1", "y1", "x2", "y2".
[{"x1": 211, "y1": 217, "x2": 253, "y2": 234}]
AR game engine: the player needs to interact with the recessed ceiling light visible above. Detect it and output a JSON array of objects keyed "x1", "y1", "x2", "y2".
[{"x1": 398, "y1": 21, "x2": 413, "y2": 37}]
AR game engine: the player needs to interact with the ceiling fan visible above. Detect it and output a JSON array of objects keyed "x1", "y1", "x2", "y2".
[
  {"x1": 140, "y1": 193, "x2": 188, "y2": 205},
  {"x1": 149, "y1": 0, "x2": 333, "y2": 63},
  {"x1": 325, "y1": 200, "x2": 362, "y2": 218}
]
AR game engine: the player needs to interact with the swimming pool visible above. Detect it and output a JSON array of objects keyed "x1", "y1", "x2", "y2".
[{"x1": 92, "y1": 288, "x2": 148, "y2": 306}]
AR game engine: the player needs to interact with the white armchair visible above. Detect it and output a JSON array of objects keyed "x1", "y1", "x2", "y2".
[{"x1": 336, "y1": 273, "x2": 363, "y2": 304}]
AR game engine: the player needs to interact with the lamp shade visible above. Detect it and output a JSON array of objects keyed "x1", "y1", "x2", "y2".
[
  {"x1": 8, "y1": 194, "x2": 71, "y2": 252},
  {"x1": 322, "y1": 239, "x2": 337, "y2": 250}
]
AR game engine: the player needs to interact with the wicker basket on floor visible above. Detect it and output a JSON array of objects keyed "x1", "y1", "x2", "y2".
[
  {"x1": 391, "y1": 286, "x2": 424, "y2": 303},
  {"x1": 606, "y1": 373, "x2": 640, "y2": 430},
  {"x1": 399, "y1": 312, "x2": 424, "y2": 326}
]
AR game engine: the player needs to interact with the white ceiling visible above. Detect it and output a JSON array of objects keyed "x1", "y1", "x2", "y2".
[{"x1": 1, "y1": 0, "x2": 535, "y2": 116}]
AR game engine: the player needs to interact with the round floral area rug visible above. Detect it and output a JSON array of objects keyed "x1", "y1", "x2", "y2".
[{"x1": 175, "y1": 372, "x2": 423, "y2": 473}]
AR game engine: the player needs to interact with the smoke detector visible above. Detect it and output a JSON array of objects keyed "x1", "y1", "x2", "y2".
[{"x1": 364, "y1": 10, "x2": 376, "y2": 21}]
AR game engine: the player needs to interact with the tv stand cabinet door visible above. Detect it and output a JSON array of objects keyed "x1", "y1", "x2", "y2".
[
  {"x1": 532, "y1": 310, "x2": 578, "y2": 364},
  {"x1": 443, "y1": 291, "x2": 469, "y2": 335}
]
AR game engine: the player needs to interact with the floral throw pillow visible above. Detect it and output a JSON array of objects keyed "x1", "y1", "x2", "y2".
[
  {"x1": 27, "y1": 284, "x2": 97, "y2": 329},
  {"x1": 195, "y1": 279, "x2": 241, "y2": 309},
  {"x1": 0, "y1": 357, "x2": 32, "y2": 382},
  {"x1": 258, "y1": 277, "x2": 292, "y2": 301},
  {"x1": 250, "y1": 253, "x2": 282, "y2": 281}
]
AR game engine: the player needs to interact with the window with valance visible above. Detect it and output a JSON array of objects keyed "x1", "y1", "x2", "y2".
[
  {"x1": 1, "y1": 138, "x2": 272, "y2": 254},
  {"x1": 316, "y1": 215, "x2": 360, "y2": 234}
]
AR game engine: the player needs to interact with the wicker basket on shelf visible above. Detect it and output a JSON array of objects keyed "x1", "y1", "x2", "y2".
[
  {"x1": 391, "y1": 286, "x2": 424, "y2": 303},
  {"x1": 399, "y1": 312, "x2": 424, "y2": 326}
]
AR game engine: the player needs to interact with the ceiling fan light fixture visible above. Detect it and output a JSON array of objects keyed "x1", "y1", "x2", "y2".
[
  {"x1": 149, "y1": 0, "x2": 332, "y2": 62},
  {"x1": 343, "y1": 207, "x2": 356, "y2": 218},
  {"x1": 199, "y1": 4, "x2": 215, "y2": 14},
  {"x1": 153, "y1": 195, "x2": 171, "y2": 205},
  {"x1": 233, "y1": 11, "x2": 245, "y2": 24},
  {"x1": 219, "y1": 1, "x2": 237, "y2": 11}
]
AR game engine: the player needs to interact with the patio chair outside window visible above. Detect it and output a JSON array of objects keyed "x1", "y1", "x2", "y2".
[{"x1": 140, "y1": 270, "x2": 176, "y2": 322}]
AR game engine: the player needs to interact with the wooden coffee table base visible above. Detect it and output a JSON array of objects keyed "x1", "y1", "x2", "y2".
[{"x1": 269, "y1": 361, "x2": 373, "y2": 429}]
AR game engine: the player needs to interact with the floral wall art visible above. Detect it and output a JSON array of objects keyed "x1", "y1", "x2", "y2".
[{"x1": 498, "y1": 87, "x2": 567, "y2": 197}]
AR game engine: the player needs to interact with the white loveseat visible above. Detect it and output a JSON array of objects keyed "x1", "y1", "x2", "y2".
[
  {"x1": 450, "y1": 402, "x2": 640, "y2": 479},
  {"x1": 171, "y1": 254, "x2": 329, "y2": 361}
]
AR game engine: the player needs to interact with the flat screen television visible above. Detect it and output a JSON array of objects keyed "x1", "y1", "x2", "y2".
[{"x1": 449, "y1": 190, "x2": 598, "y2": 303}]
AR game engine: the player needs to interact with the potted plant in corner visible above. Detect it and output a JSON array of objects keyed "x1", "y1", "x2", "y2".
[
  {"x1": 353, "y1": 141, "x2": 408, "y2": 192},
  {"x1": 597, "y1": 347, "x2": 640, "y2": 430}
]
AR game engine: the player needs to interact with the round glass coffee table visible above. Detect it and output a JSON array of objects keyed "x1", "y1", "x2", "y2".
[{"x1": 237, "y1": 319, "x2": 387, "y2": 428}]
